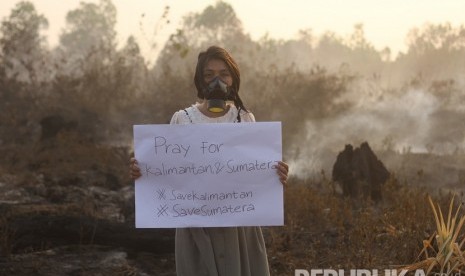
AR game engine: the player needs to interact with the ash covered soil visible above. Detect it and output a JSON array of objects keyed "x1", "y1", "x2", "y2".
[{"x1": 0, "y1": 139, "x2": 463, "y2": 275}]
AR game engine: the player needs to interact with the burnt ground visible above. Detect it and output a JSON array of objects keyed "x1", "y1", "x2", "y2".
[{"x1": 0, "y1": 141, "x2": 463, "y2": 275}]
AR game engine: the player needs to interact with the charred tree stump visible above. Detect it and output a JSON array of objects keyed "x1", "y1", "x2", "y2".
[{"x1": 332, "y1": 142, "x2": 390, "y2": 202}]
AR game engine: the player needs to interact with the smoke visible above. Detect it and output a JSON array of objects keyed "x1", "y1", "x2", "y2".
[{"x1": 290, "y1": 81, "x2": 465, "y2": 178}]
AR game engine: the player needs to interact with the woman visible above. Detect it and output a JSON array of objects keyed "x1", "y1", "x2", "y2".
[{"x1": 130, "y1": 45, "x2": 289, "y2": 276}]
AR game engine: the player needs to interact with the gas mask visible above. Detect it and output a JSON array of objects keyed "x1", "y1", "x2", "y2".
[{"x1": 202, "y1": 76, "x2": 234, "y2": 113}]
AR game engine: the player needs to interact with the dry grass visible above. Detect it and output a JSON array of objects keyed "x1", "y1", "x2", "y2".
[
  {"x1": 264, "y1": 174, "x2": 463, "y2": 274},
  {"x1": 1, "y1": 126, "x2": 463, "y2": 275}
]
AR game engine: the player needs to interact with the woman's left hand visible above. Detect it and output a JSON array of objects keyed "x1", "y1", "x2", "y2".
[{"x1": 276, "y1": 161, "x2": 289, "y2": 186}]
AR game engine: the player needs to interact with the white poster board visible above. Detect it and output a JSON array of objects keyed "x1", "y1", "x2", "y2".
[{"x1": 133, "y1": 122, "x2": 283, "y2": 228}]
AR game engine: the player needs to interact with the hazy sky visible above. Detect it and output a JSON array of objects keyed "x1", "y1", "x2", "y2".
[{"x1": 2, "y1": 0, "x2": 465, "y2": 61}]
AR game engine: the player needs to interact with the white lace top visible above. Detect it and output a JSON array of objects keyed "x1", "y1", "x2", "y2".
[{"x1": 170, "y1": 104, "x2": 255, "y2": 124}]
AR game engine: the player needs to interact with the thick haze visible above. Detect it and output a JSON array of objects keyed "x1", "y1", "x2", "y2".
[
  {"x1": 1, "y1": 0, "x2": 464, "y2": 180},
  {"x1": 2, "y1": 0, "x2": 465, "y2": 62}
]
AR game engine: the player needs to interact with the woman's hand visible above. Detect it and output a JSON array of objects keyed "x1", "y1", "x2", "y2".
[
  {"x1": 276, "y1": 161, "x2": 289, "y2": 186},
  {"x1": 129, "y1": 157, "x2": 142, "y2": 180}
]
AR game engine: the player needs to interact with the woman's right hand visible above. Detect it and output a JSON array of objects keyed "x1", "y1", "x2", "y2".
[{"x1": 129, "y1": 157, "x2": 142, "y2": 180}]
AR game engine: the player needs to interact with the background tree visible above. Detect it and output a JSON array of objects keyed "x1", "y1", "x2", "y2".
[
  {"x1": 0, "y1": 1, "x2": 50, "y2": 149},
  {"x1": 116, "y1": 36, "x2": 148, "y2": 97},
  {"x1": 57, "y1": 0, "x2": 117, "y2": 77},
  {"x1": 154, "y1": 1, "x2": 253, "y2": 74},
  {"x1": 59, "y1": 0, "x2": 116, "y2": 56},
  {"x1": 0, "y1": 1, "x2": 49, "y2": 85},
  {"x1": 49, "y1": 0, "x2": 134, "y2": 142},
  {"x1": 394, "y1": 23, "x2": 465, "y2": 82}
]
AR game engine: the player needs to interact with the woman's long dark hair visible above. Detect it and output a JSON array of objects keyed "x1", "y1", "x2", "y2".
[{"x1": 194, "y1": 46, "x2": 248, "y2": 122}]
